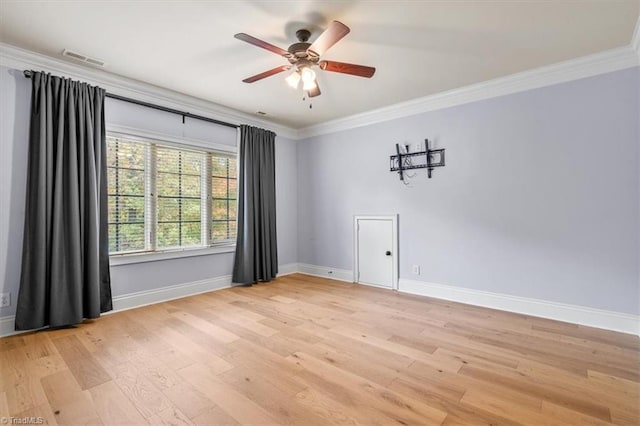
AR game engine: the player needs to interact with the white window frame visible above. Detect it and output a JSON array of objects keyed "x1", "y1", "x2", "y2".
[{"x1": 106, "y1": 125, "x2": 238, "y2": 265}]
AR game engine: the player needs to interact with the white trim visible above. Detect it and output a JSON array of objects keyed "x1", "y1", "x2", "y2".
[
  {"x1": 0, "y1": 274, "x2": 233, "y2": 337},
  {"x1": 297, "y1": 44, "x2": 639, "y2": 139},
  {"x1": 3, "y1": 29, "x2": 639, "y2": 142},
  {"x1": 297, "y1": 263, "x2": 353, "y2": 283},
  {"x1": 0, "y1": 42, "x2": 298, "y2": 139},
  {"x1": 109, "y1": 275, "x2": 232, "y2": 312},
  {"x1": 277, "y1": 263, "x2": 299, "y2": 277},
  {"x1": 109, "y1": 245, "x2": 235, "y2": 266},
  {"x1": 107, "y1": 124, "x2": 237, "y2": 154},
  {"x1": 2, "y1": 268, "x2": 637, "y2": 337},
  {"x1": 399, "y1": 278, "x2": 640, "y2": 336},
  {"x1": 353, "y1": 215, "x2": 399, "y2": 290},
  {"x1": 0, "y1": 316, "x2": 22, "y2": 338}
]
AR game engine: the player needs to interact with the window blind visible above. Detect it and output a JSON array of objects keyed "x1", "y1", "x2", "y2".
[{"x1": 106, "y1": 135, "x2": 237, "y2": 255}]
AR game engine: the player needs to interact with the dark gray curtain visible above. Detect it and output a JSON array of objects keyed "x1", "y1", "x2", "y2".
[
  {"x1": 232, "y1": 125, "x2": 278, "y2": 284},
  {"x1": 15, "y1": 71, "x2": 112, "y2": 330}
]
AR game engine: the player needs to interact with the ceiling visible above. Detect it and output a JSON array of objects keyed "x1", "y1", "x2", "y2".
[{"x1": 0, "y1": 1, "x2": 638, "y2": 129}]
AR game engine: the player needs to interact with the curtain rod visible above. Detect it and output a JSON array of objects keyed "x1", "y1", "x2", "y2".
[{"x1": 23, "y1": 70, "x2": 239, "y2": 129}]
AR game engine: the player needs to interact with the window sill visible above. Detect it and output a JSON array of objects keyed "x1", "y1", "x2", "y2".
[{"x1": 110, "y1": 245, "x2": 235, "y2": 266}]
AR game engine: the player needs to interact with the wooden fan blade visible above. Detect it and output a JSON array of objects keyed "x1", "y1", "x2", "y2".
[
  {"x1": 234, "y1": 33, "x2": 290, "y2": 57},
  {"x1": 307, "y1": 79, "x2": 321, "y2": 98},
  {"x1": 242, "y1": 65, "x2": 291, "y2": 83},
  {"x1": 308, "y1": 21, "x2": 350, "y2": 57},
  {"x1": 319, "y1": 60, "x2": 376, "y2": 78}
]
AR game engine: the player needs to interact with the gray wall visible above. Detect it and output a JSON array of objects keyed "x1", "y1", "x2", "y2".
[
  {"x1": 297, "y1": 67, "x2": 639, "y2": 315},
  {"x1": 2, "y1": 62, "x2": 638, "y2": 319},
  {"x1": 0, "y1": 65, "x2": 298, "y2": 317},
  {"x1": 0, "y1": 67, "x2": 30, "y2": 318}
]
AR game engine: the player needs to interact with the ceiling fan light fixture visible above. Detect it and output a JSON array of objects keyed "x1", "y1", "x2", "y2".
[
  {"x1": 302, "y1": 78, "x2": 317, "y2": 91},
  {"x1": 300, "y1": 67, "x2": 316, "y2": 83},
  {"x1": 285, "y1": 70, "x2": 301, "y2": 88}
]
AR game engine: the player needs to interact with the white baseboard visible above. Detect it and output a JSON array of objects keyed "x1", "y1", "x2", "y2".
[
  {"x1": 110, "y1": 275, "x2": 232, "y2": 312},
  {"x1": 3, "y1": 269, "x2": 637, "y2": 338},
  {"x1": 0, "y1": 275, "x2": 233, "y2": 338},
  {"x1": 399, "y1": 278, "x2": 640, "y2": 336},
  {"x1": 297, "y1": 263, "x2": 353, "y2": 283},
  {"x1": 0, "y1": 316, "x2": 19, "y2": 338},
  {"x1": 277, "y1": 263, "x2": 299, "y2": 277}
]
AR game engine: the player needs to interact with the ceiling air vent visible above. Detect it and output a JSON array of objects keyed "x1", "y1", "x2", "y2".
[{"x1": 62, "y1": 49, "x2": 106, "y2": 68}]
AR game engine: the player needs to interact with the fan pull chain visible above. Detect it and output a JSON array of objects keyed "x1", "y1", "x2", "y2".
[{"x1": 301, "y1": 95, "x2": 312, "y2": 109}]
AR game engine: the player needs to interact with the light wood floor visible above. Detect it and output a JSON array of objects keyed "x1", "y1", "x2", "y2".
[{"x1": 1, "y1": 274, "x2": 638, "y2": 425}]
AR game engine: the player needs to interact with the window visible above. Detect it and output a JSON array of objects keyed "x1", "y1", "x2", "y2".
[{"x1": 107, "y1": 134, "x2": 237, "y2": 255}]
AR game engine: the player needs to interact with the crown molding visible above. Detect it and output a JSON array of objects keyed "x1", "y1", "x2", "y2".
[
  {"x1": 298, "y1": 44, "x2": 640, "y2": 139},
  {"x1": 0, "y1": 42, "x2": 299, "y2": 140},
  {"x1": 3, "y1": 25, "x2": 639, "y2": 143}
]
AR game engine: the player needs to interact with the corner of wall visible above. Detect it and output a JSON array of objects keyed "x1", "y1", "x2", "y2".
[{"x1": 632, "y1": 16, "x2": 640, "y2": 62}]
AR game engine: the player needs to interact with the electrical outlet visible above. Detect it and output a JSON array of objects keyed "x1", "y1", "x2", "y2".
[
  {"x1": 0, "y1": 292, "x2": 10, "y2": 308},
  {"x1": 412, "y1": 265, "x2": 420, "y2": 275}
]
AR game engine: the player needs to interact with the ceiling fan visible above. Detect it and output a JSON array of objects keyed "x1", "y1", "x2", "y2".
[{"x1": 234, "y1": 21, "x2": 376, "y2": 98}]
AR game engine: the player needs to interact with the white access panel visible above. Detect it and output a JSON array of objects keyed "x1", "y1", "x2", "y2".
[{"x1": 354, "y1": 215, "x2": 398, "y2": 289}]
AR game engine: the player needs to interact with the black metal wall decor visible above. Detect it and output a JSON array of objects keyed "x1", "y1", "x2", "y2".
[{"x1": 390, "y1": 139, "x2": 445, "y2": 181}]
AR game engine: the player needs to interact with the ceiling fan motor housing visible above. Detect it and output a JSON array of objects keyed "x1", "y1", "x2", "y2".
[
  {"x1": 295, "y1": 29, "x2": 311, "y2": 42},
  {"x1": 288, "y1": 42, "x2": 311, "y2": 57},
  {"x1": 287, "y1": 29, "x2": 320, "y2": 63}
]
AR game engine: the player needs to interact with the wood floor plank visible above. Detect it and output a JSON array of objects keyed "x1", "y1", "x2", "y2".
[
  {"x1": 146, "y1": 406, "x2": 194, "y2": 426},
  {"x1": 1, "y1": 274, "x2": 638, "y2": 425},
  {"x1": 0, "y1": 391, "x2": 9, "y2": 417},
  {"x1": 40, "y1": 369, "x2": 84, "y2": 409},
  {"x1": 223, "y1": 339, "x2": 305, "y2": 377},
  {"x1": 152, "y1": 348, "x2": 195, "y2": 372},
  {"x1": 459, "y1": 388, "x2": 547, "y2": 424},
  {"x1": 88, "y1": 380, "x2": 148, "y2": 424},
  {"x1": 161, "y1": 382, "x2": 218, "y2": 420},
  {"x1": 20, "y1": 333, "x2": 57, "y2": 361},
  {"x1": 329, "y1": 325, "x2": 463, "y2": 373},
  {"x1": 293, "y1": 387, "x2": 362, "y2": 425},
  {"x1": 170, "y1": 311, "x2": 240, "y2": 344},
  {"x1": 24, "y1": 354, "x2": 67, "y2": 380},
  {"x1": 0, "y1": 336, "x2": 25, "y2": 352},
  {"x1": 51, "y1": 389, "x2": 102, "y2": 425},
  {"x1": 110, "y1": 361, "x2": 173, "y2": 418},
  {"x1": 140, "y1": 358, "x2": 184, "y2": 391},
  {"x1": 288, "y1": 351, "x2": 449, "y2": 425},
  {"x1": 51, "y1": 335, "x2": 111, "y2": 390},
  {"x1": 587, "y1": 370, "x2": 640, "y2": 399},
  {"x1": 189, "y1": 406, "x2": 239, "y2": 425},
  {"x1": 541, "y1": 400, "x2": 616, "y2": 426},
  {"x1": 388, "y1": 377, "x2": 511, "y2": 426},
  {"x1": 12, "y1": 402, "x2": 59, "y2": 425},
  {"x1": 217, "y1": 365, "x2": 326, "y2": 425},
  {"x1": 156, "y1": 324, "x2": 234, "y2": 374},
  {"x1": 459, "y1": 364, "x2": 613, "y2": 421},
  {"x1": 3, "y1": 362, "x2": 48, "y2": 414},
  {"x1": 178, "y1": 363, "x2": 280, "y2": 424},
  {"x1": 293, "y1": 368, "x2": 412, "y2": 424}
]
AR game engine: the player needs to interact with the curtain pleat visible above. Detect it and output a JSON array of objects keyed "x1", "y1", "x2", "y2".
[
  {"x1": 15, "y1": 71, "x2": 112, "y2": 331},
  {"x1": 232, "y1": 125, "x2": 278, "y2": 284}
]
